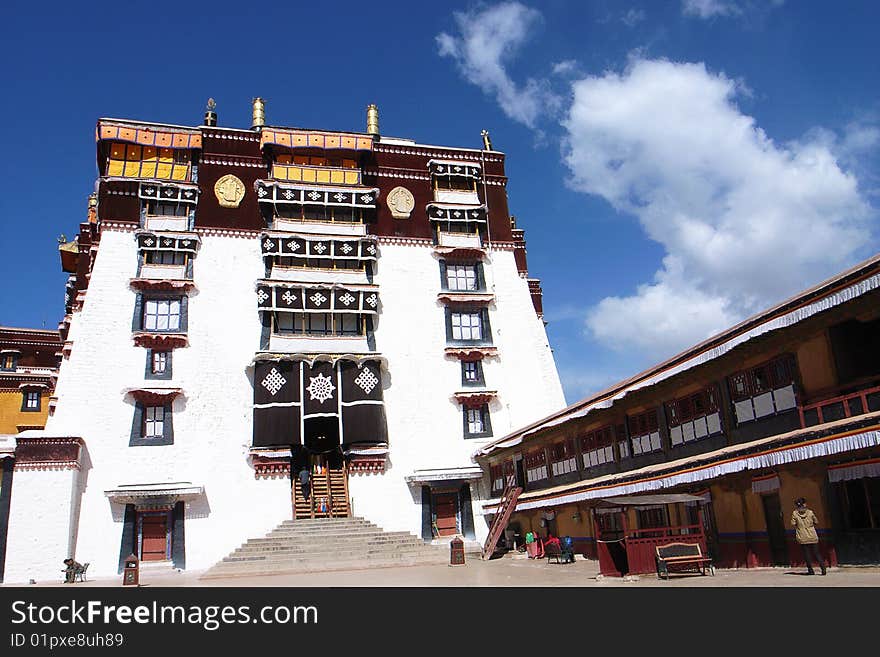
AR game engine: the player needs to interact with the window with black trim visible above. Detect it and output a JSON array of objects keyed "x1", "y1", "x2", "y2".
[
  {"x1": 274, "y1": 312, "x2": 364, "y2": 337},
  {"x1": 446, "y1": 308, "x2": 491, "y2": 345},
  {"x1": 146, "y1": 350, "x2": 172, "y2": 380},
  {"x1": 145, "y1": 299, "x2": 180, "y2": 331},
  {"x1": 145, "y1": 201, "x2": 188, "y2": 217},
  {"x1": 728, "y1": 354, "x2": 798, "y2": 424},
  {"x1": 275, "y1": 205, "x2": 365, "y2": 224},
  {"x1": 442, "y1": 261, "x2": 483, "y2": 291},
  {"x1": 433, "y1": 175, "x2": 476, "y2": 192},
  {"x1": 666, "y1": 385, "x2": 723, "y2": 446},
  {"x1": 628, "y1": 408, "x2": 662, "y2": 455},
  {"x1": 144, "y1": 251, "x2": 187, "y2": 266},
  {"x1": 0, "y1": 354, "x2": 16, "y2": 370},
  {"x1": 580, "y1": 425, "x2": 615, "y2": 468},
  {"x1": 463, "y1": 404, "x2": 493, "y2": 439},
  {"x1": 21, "y1": 390, "x2": 41, "y2": 412},
  {"x1": 461, "y1": 360, "x2": 484, "y2": 386},
  {"x1": 550, "y1": 439, "x2": 578, "y2": 476},
  {"x1": 133, "y1": 294, "x2": 187, "y2": 333},
  {"x1": 130, "y1": 402, "x2": 174, "y2": 446},
  {"x1": 524, "y1": 449, "x2": 548, "y2": 482}
]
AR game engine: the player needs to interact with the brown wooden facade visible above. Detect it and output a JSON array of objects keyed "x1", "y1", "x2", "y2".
[{"x1": 478, "y1": 254, "x2": 880, "y2": 570}]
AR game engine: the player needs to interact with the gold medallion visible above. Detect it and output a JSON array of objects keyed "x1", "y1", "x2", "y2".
[
  {"x1": 214, "y1": 174, "x2": 246, "y2": 208},
  {"x1": 387, "y1": 186, "x2": 415, "y2": 219}
]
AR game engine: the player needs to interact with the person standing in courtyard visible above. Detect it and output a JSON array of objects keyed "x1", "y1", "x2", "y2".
[{"x1": 791, "y1": 497, "x2": 826, "y2": 575}]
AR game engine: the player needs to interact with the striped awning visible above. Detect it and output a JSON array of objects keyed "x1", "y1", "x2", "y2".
[
  {"x1": 137, "y1": 233, "x2": 199, "y2": 253},
  {"x1": 256, "y1": 283, "x2": 379, "y2": 314},
  {"x1": 139, "y1": 182, "x2": 199, "y2": 204},
  {"x1": 260, "y1": 233, "x2": 377, "y2": 260},
  {"x1": 256, "y1": 181, "x2": 378, "y2": 208},
  {"x1": 828, "y1": 458, "x2": 880, "y2": 483},
  {"x1": 427, "y1": 203, "x2": 486, "y2": 222},
  {"x1": 97, "y1": 120, "x2": 202, "y2": 149},
  {"x1": 260, "y1": 128, "x2": 373, "y2": 151},
  {"x1": 428, "y1": 159, "x2": 481, "y2": 178}
]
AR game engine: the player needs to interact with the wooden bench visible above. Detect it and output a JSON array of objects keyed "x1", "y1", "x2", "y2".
[
  {"x1": 655, "y1": 543, "x2": 714, "y2": 579},
  {"x1": 545, "y1": 541, "x2": 575, "y2": 564}
]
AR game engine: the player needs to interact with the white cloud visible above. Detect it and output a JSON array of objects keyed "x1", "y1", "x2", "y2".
[
  {"x1": 552, "y1": 60, "x2": 578, "y2": 76},
  {"x1": 682, "y1": 0, "x2": 742, "y2": 18},
  {"x1": 621, "y1": 8, "x2": 646, "y2": 27},
  {"x1": 436, "y1": 2, "x2": 561, "y2": 128},
  {"x1": 563, "y1": 58, "x2": 873, "y2": 359}
]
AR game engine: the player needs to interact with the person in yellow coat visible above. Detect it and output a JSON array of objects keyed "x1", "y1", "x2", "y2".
[{"x1": 791, "y1": 497, "x2": 826, "y2": 575}]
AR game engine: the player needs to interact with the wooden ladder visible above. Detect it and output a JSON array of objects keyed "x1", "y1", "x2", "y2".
[
  {"x1": 292, "y1": 467, "x2": 350, "y2": 519},
  {"x1": 481, "y1": 475, "x2": 522, "y2": 559},
  {"x1": 328, "y1": 466, "x2": 350, "y2": 518}
]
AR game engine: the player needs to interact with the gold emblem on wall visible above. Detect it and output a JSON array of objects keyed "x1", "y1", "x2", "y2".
[
  {"x1": 387, "y1": 186, "x2": 415, "y2": 219},
  {"x1": 214, "y1": 174, "x2": 246, "y2": 208}
]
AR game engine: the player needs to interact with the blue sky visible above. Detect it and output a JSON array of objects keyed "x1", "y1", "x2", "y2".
[{"x1": 1, "y1": 1, "x2": 877, "y2": 404}]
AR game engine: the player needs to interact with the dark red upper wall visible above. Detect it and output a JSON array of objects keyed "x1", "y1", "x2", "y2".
[
  {"x1": 194, "y1": 128, "x2": 267, "y2": 231},
  {"x1": 92, "y1": 121, "x2": 515, "y2": 242}
]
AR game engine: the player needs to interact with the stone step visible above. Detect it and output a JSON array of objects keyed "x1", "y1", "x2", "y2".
[
  {"x1": 202, "y1": 559, "x2": 447, "y2": 579},
  {"x1": 221, "y1": 549, "x2": 442, "y2": 564},
  {"x1": 201, "y1": 516, "x2": 446, "y2": 580}
]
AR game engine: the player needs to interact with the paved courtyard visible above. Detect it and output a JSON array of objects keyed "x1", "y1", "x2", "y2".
[{"x1": 7, "y1": 554, "x2": 880, "y2": 588}]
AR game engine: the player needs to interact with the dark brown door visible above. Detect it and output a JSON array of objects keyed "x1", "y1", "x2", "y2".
[
  {"x1": 140, "y1": 514, "x2": 168, "y2": 561},
  {"x1": 761, "y1": 493, "x2": 789, "y2": 566},
  {"x1": 433, "y1": 493, "x2": 459, "y2": 537}
]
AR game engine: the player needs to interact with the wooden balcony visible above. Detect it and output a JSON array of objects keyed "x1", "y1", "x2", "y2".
[{"x1": 800, "y1": 383, "x2": 880, "y2": 428}]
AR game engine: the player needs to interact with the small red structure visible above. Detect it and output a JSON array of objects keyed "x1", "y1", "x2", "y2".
[{"x1": 589, "y1": 494, "x2": 709, "y2": 577}]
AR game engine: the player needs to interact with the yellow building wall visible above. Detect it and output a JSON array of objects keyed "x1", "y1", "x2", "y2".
[
  {"x1": 796, "y1": 333, "x2": 837, "y2": 396},
  {"x1": 778, "y1": 470, "x2": 829, "y2": 527},
  {"x1": 0, "y1": 390, "x2": 49, "y2": 434},
  {"x1": 711, "y1": 485, "x2": 748, "y2": 534}
]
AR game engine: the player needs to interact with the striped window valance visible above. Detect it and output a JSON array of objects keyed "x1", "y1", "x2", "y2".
[
  {"x1": 255, "y1": 181, "x2": 378, "y2": 208},
  {"x1": 139, "y1": 182, "x2": 199, "y2": 204},
  {"x1": 427, "y1": 203, "x2": 487, "y2": 222},
  {"x1": 137, "y1": 233, "x2": 199, "y2": 253},
  {"x1": 828, "y1": 458, "x2": 880, "y2": 483},
  {"x1": 428, "y1": 159, "x2": 482, "y2": 179},
  {"x1": 256, "y1": 284, "x2": 379, "y2": 314},
  {"x1": 260, "y1": 234, "x2": 377, "y2": 260}
]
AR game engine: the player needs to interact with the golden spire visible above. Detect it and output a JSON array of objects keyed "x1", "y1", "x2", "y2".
[
  {"x1": 366, "y1": 103, "x2": 380, "y2": 137},
  {"x1": 481, "y1": 129, "x2": 493, "y2": 151},
  {"x1": 252, "y1": 97, "x2": 266, "y2": 129}
]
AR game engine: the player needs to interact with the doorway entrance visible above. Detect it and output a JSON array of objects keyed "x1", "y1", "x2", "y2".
[
  {"x1": 292, "y1": 418, "x2": 350, "y2": 519},
  {"x1": 432, "y1": 492, "x2": 460, "y2": 537},
  {"x1": 137, "y1": 511, "x2": 170, "y2": 562},
  {"x1": 760, "y1": 492, "x2": 790, "y2": 566}
]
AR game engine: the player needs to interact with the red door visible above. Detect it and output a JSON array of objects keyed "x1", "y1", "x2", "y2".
[
  {"x1": 140, "y1": 514, "x2": 168, "y2": 561},
  {"x1": 433, "y1": 493, "x2": 459, "y2": 537}
]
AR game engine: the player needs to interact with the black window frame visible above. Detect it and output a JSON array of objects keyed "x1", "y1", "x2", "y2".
[
  {"x1": 129, "y1": 401, "x2": 174, "y2": 447},
  {"x1": 145, "y1": 350, "x2": 173, "y2": 380},
  {"x1": 132, "y1": 293, "x2": 188, "y2": 334},
  {"x1": 0, "y1": 353, "x2": 17, "y2": 371},
  {"x1": 461, "y1": 360, "x2": 485, "y2": 387},
  {"x1": 463, "y1": 403, "x2": 493, "y2": 439},
  {"x1": 21, "y1": 389, "x2": 41, "y2": 412},
  {"x1": 445, "y1": 307, "x2": 492, "y2": 346},
  {"x1": 439, "y1": 260, "x2": 485, "y2": 292}
]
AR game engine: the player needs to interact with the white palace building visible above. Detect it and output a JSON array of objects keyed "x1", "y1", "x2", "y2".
[{"x1": 0, "y1": 100, "x2": 564, "y2": 582}]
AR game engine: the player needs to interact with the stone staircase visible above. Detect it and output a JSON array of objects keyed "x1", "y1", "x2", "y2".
[{"x1": 200, "y1": 517, "x2": 448, "y2": 579}]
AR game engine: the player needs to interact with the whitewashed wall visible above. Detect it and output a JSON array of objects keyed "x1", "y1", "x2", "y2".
[{"x1": 5, "y1": 229, "x2": 564, "y2": 582}]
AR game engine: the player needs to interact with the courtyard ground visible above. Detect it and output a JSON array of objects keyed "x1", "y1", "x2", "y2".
[{"x1": 7, "y1": 553, "x2": 880, "y2": 588}]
